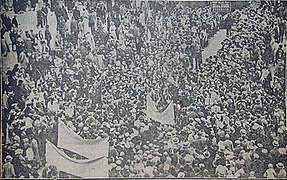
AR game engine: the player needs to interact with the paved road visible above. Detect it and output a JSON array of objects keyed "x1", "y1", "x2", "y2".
[
  {"x1": 202, "y1": 29, "x2": 226, "y2": 62},
  {"x1": 2, "y1": 6, "x2": 57, "y2": 72}
]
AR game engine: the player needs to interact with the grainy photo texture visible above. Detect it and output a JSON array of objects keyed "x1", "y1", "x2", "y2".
[{"x1": 1, "y1": 0, "x2": 287, "y2": 179}]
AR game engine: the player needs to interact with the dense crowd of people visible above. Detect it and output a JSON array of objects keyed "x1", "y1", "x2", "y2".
[{"x1": 1, "y1": 0, "x2": 287, "y2": 178}]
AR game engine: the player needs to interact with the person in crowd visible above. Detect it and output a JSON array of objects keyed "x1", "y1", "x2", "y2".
[
  {"x1": 13, "y1": 148, "x2": 30, "y2": 178},
  {"x1": 30, "y1": 0, "x2": 37, "y2": 11},
  {"x1": 277, "y1": 163, "x2": 286, "y2": 178},
  {"x1": 44, "y1": 25, "x2": 52, "y2": 49},
  {"x1": 42, "y1": 4, "x2": 49, "y2": 26},
  {"x1": 36, "y1": 8, "x2": 44, "y2": 28},
  {"x1": 264, "y1": 164, "x2": 277, "y2": 179},
  {"x1": 12, "y1": 15, "x2": 18, "y2": 28},
  {"x1": 2, "y1": 155, "x2": 16, "y2": 178},
  {"x1": 89, "y1": 12, "x2": 96, "y2": 32},
  {"x1": 42, "y1": 165, "x2": 59, "y2": 178},
  {"x1": 1, "y1": 0, "x2": 287, "y2": 178},
  {"x1": 1, "y1": 26, "x2": 10, "y2": 56},
  {"x1": 73, "y1": 6, "x2": 81, "y2": 21}
]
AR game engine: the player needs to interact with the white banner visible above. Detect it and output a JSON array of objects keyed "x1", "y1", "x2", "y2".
[
  {"x1": 58, "y1": 120, "x2": 109, "y2": 159},
  {"x1": 46, "y1": 141, "x2": 109, "y2": 178},
  {"x1": 145, "y1": 95, "x2": 175, "y2": 125}
]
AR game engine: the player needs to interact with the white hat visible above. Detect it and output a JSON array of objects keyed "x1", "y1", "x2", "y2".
[
  {"x1": 15, "y1": 148, "x2": 23, "y2": 155},
  {"x1": 272, "y1": 141, "x2": 279, "y2": 147},
  {"x1": 277, "y1": 162, "x2": 284, "y2": 169},
  {"x1": 5, "y1": 155, "x2": 13, "y2": 161},
  {"x1": 116, "y1": 159, "x2": 122, "y2": 165},
  {"x1": 116, "y1": 166, "x2": 121, "y2": 171},
  {"x1": 83, "y1": 127, "x2": 89, "y2": 131}
]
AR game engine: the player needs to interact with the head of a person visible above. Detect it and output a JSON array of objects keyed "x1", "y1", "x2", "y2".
[{"x1": 5, "y1": 155, "x2": 13, "y2": 162}]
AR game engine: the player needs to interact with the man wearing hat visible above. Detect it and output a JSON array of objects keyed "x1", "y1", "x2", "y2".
[
  {"x1": 251, "y1": 152, "x2": 265, "y2": 178},
  {"x1": 2, "y1": 155, "x2": 16, "y2": 178},
  {"x1": 13, "y1": 148, "x2": 30, "y2": 178},
  {"x1": 277, "y1": 162, "x2": 286, "y2": 178},
  {"x1": 270, "y1": 140, "x2": 280, "y2": 164}
]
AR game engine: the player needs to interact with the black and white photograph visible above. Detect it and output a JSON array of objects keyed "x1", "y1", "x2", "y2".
[{"x1": 1, "y1": 0, "x2": 287, "y2": 178}]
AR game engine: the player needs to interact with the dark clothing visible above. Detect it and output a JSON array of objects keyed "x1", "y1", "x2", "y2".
[
  {"x1": 31, "y1": 0, "x2": 37, "y2": 9},
  {"x1": 2, "y1": 15, "x2": 12, "y2": 31},
  {"x1": 12, "y1": 17, "x2": 18, "y2": 28},
  {"x1": 70, "y1": 19, "x2": 79, "y2": 35},
  {"x1": 42, "y1": 7, "x2": 49, "y2": 25},
  {"x1": 135, "y1": 37, "x2": 144, "y2": 55},
  {"x1": 278, "y1": 21, "x2": 285, "y2": 43},
  {"x1": 45, "y1": 29, "x2": 52, "y2": 48},
  {"x1": 73, "y1": 9, "x2": 80, "y2": 21},
  {"x1": 65, "y1": 0, "x2": 74, "y2": 11},
  {"x1": 25, "y1": 38, "x2": 34, "y2": 53},
  {"x1": 37, "y1": 9, "x2": 44, "y2": 28},
  {"x1": 13, "y1": 0, "x2": 20, "y2": 13},
  {"x1": 13, "y1": 155, "x2": 29, "y2": 178},
  {"x1": 107, "y1": 15, "x2": 111, "y2": 32},
  {"x1": 88, "y1": 14, "x2": 96, "y2": 29}
]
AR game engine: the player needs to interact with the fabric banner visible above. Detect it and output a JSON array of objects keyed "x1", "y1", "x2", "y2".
[
  {"x1": 145, "y1": 95, "x2": 175, "y2": 125},
  {"x1": 46, "y1": 141, "x2": 109, "y2": 178},
  {"x1": 57, "y1": 120, "x2": 109, "y2": 159}
]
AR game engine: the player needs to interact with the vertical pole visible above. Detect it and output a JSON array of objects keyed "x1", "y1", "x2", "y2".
[
  {"x1": 285, "y1": 28, "x2": 287, "y2": 125},
  {"x1": 100, "y1": 75, "x2": 103, "y2": 118}
]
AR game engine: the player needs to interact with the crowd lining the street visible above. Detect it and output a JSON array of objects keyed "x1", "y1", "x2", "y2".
[{"x1": 1, "y1": 0, "x2": 287, "y2": 178}]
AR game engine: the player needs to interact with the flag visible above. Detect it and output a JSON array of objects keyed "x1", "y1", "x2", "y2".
[
  {"x1": 46, "y1": 140, "x2": 109, "y2": 178},
  {"x1": 145, "y1": 95, "x2": 175, "y2": 125},
  {"x1": 57, "y1": 120, "x2": 109, "y2": 159}
]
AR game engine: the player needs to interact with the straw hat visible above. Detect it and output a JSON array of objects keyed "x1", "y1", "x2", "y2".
[
  {"x1": 83, "y1": 127, "x2": 89, "y2": 131},
  {"x1": 257, "y1": 143, "x2": 263, "y2": 148},
  {"x1": 15, "y1": 148, "x2": 23, "y2": 155},
  {"x1": 182, "y1": 141, "x2": 190, "y2": 148},
  {"x1": 116, "y1": 166, "x2": 121, "y2": 171},
  {"x1": 252, "y1": 123, "x2": 260, "y2": 130},
  {"x1": 272, "y1": 141, "x2": 279, "y2": 147},
  {"x1": 253, "y1": 153, "x2": 259, "y2": 159},
  {"x1": 5, "y1": 155, "x2": 13, "y2": 162},
  {"x1": 116, "y1": 159, "x2": 122, "y2": 165},
  {"x1": 276, "y1": 162, "x2": 284, "y2": 169},
  {"x1": 166, "y1": 132, "x2": 172, "y2": 138},
  {"x1": 278, "y1": 148, "x2": 286, "y2": 155},
  {"x1": 203, "y1": 151, "x2": 210, "y2": 158},
  {"x1": 172, "y1": 137, "x2": 179, "y2": 144}
]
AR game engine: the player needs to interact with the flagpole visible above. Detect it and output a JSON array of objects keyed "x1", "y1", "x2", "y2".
[
  {"x1": 100, "y1": 73, "x2": 104, "y2": 119},
  {"x1": 285, "y1": 35, "x2": 287, "y2": 126}
]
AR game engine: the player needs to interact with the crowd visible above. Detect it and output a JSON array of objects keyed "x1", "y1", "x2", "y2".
[{"x1": 1, "y1": 0, "x2": 287, "y2": 178}]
